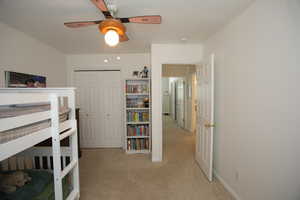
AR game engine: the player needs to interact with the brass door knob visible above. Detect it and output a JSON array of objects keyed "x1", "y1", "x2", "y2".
[{"x1": 204, "y1": 123, "x2": 215, "y2": 128}]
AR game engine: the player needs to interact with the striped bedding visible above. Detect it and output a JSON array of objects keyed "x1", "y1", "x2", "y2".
[{"x1": 0, "y1": 104, "x2": 70, "y2": 144}]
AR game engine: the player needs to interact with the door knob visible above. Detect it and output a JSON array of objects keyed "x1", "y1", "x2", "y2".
[{"x1": 204, "y1": 123, "x2": 215, "y2": 128}]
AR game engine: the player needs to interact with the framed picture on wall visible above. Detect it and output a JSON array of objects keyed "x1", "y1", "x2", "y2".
[{"x1": 5, "y1": 71, "x2": 46, "y2": 88}]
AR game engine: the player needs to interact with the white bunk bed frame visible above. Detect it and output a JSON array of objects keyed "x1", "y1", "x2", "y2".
[{"x1": 0, "y1": 88, "x2": 80, "y2": 200}]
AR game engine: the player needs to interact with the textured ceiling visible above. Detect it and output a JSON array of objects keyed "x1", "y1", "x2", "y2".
[{"x1": 0, "y1": 0, "x2": 254, "y2": 54}]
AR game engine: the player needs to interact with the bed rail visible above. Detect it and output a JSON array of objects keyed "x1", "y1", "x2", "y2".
[
  {"x1": 0, "y1": 147, "x2": 72, "y2": 171},
  {"x1": 0, "y1": 93, "x2": 50, "y2": 106},
  {"x1": 0, "y1": 120, "x2": 75, "y2": 161},
  {"x1": 0, "y1": 110, "x2": 51, "y2": 132}
]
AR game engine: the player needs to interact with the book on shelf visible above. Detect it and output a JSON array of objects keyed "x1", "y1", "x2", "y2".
[
  {"x1": 127, "y1": 125, "x2": 149, "y2": 136},
  {"x1": 136, "y1": 139, "x2": 140, "y2": 150},
  {"x1": 126, "y1": 83, "x2": 149, "y2": 94},
  {"x1": 127, "y1": 138, "x2": 149, "y2": 151},
  {"x1": 127, "y1": 111, "x2": 149, "y2": 122},
  {"x1": 125, "y1": 78, "x2": 151, "y2": 153},
  {"x1": 126, "y1": 97, "x2": 149, "y2": 108},
  {"x1": 145, "y1": 139, "x2": 149, "y2": 149},
  {"x1": 127, "y1": 139, "x2": 131, "y2": 151}
]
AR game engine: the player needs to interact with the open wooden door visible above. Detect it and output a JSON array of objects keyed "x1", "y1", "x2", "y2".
[{"x1": 195, "y1": 54, "x2": 215, "y2": 181}]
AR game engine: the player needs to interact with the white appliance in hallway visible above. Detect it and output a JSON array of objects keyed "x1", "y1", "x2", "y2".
[
  {"x1": 196, "y1": 54, "x2": 215, "y2": 181},
  {"x1": 74, "y1": 70, "x2": 122, "y2": 148}
]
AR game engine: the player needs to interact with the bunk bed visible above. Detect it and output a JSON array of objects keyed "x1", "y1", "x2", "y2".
[{"x1": 0, "y1": 88, "x2": 80, "y2": 200}]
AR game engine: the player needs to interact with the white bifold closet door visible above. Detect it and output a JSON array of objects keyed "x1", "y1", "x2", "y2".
[{"x1": 74, "y1": 71, "x2": 122, "y2": 148}]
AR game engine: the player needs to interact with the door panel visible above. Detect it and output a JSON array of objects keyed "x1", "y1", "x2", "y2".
[
  {"x1": 162, "y1": 78, "x2": 170, "y2": 114},
  {"x1": 176, "y1": 79, "x2": 185, "y2": 128},
  {"x1": 74, "y1": 71, "x2": 122, "y2": 148},
  {"x1": 170, "y1": 82, "x2": 176, "y2": 120},
  {"x1": 195, "y1": 54, "x2": 215, "y2": 181},
  {"x1": 74, "y1": 73, "x2": 100, "y2": 148},
  {"x1": 102, "y1": 71, "x2": 122, "y2": 147}
]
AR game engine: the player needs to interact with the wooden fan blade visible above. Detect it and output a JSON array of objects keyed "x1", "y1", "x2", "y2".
[
  {"x1": 90, "y1": 0, "x2": 113, "y2": 18},
  {"x1": 120, "y1": 33, "x2": 129, "y2": 42},
  {"x1": 64, "y1": 20, "x2": 102, "y2": 28},
  {"x1": 120, "y1": 15, "x2": 161, "y2": 24}
]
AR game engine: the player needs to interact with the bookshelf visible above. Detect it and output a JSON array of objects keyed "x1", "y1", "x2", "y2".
[{"x1": 124, "y1": 78, "x2": 151, "y2": 154}]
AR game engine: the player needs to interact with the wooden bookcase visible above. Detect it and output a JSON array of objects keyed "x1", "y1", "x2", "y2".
[{"x1": 124, "y1": 78, "x2": 151, "y2": 154}]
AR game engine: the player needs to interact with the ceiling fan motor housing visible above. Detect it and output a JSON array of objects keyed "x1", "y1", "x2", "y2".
[{"x1": 99, "y1": 19, "x2": 126, "y2": 36}]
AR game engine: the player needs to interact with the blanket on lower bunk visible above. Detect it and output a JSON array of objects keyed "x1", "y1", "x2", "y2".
[{"x1": 0, "y1": 170, "x2": 70, "y2": 200}]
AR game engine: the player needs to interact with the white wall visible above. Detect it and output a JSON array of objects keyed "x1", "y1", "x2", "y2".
[
  {"x1": 151, "y1": 44, "x2": 203, "y2": 161},
  {"x1": 204, "y1": 1, "x2": 300, "y2": 200},
  {"x1": 66, "y1": 53, "x2": 150, "y2": 86},
  {"x1": 0, "y1": 22, "x2": 66, "y2": 87},
  {"x1": 186, "y1": 72, "x2": 197, "y2": 133}
]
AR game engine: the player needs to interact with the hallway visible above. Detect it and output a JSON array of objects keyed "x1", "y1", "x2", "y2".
[{"x1": 79, "y1": 116, "x2": 233, "y2": 200}]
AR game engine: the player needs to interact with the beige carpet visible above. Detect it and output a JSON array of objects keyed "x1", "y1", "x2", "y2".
[{"x1": 78, "y1": 116, "x2": 233, "y2": 200}]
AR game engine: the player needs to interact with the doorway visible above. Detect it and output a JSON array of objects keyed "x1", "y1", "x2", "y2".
[
  {"x1": 73, "y1": 70, "x2": 123, "y2": 148},
  {"x1": 161, "y1": 64, "x2": 198, "y2": 166},
  {"x1": 162, "y1": 64, "x2": 197, "y2": 133},
  {"x1": 161, "y1": 58, "x2": 216, "y2": 182}
]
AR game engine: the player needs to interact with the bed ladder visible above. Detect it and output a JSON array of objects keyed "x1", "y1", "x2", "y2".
[{"x1": 51, "y1": 94, "x2": 80, "y2": 200}]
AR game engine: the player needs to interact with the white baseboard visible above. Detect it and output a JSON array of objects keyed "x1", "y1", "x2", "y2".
[
  {"x1": 213, "y1": 169, "x2": 242, "y2": 200},
  {"x1": 152, "y1": 154, "x2": 162, "y2": 162}
]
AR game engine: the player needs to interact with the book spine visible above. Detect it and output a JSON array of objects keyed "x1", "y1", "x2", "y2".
[{"x1": 127, "y1": 139, "x2": 131, "y2": 150}]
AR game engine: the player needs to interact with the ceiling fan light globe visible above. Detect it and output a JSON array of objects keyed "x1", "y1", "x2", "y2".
[{"x1": 105, "y1": 30, "x2": 119, "y2": 47}]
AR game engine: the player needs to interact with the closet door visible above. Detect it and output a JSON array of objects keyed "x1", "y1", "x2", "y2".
[
  {"x1": 101, "y1": 71, "x2": 122, "y2": 147},
  {"x1": 74, "y1": 71, "x2": 122, "y2": 148}
]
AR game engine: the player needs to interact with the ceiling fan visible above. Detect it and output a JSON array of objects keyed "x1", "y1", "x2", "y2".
[{"x1": 64, "y1": 0, "x2": 162, "y2": 47}]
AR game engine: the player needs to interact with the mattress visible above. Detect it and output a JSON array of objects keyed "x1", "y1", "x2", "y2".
[
  {"x1": 0, "y1": 104, "x2": 70, "y2": 144},
  {"x1": 0, "y1": 170, "x2": 70, "y2": 200}
]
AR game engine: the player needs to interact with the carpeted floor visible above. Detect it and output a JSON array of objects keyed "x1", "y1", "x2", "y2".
[{"x1": 78, "y1": 116, "x2": 233, "y2": 200}]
